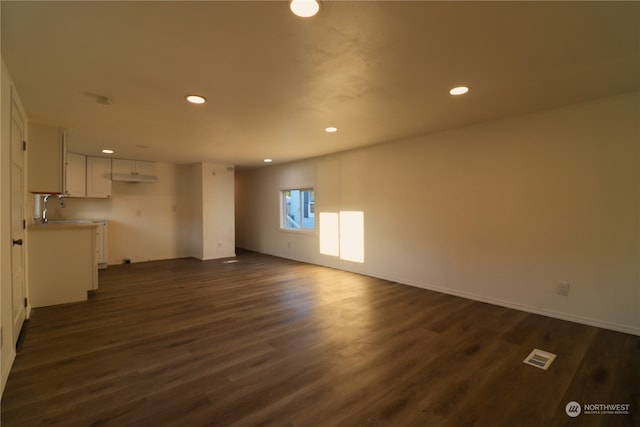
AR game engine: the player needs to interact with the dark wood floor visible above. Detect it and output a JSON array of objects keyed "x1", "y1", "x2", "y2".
[{"x1": 2, "y1": 251, "x2": 638, "y2": 426}]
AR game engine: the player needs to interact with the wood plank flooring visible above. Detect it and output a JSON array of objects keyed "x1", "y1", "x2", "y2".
[{"x1": 2, "y1": 251, "x2": 639, "y2": 426}]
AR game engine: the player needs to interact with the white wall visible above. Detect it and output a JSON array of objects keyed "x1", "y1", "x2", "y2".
[
  {"x1": 200, "y1": 163, "x2": 235, "y2": 260},
  {"x1": 236, "y1": 92, "x2": 640, "y2": 335},
  {"x1": 175, "y1": 163, "x2": 200, "y2": 258},
  {"x1": 177, "y1": 163, "x2": 236, "y2": 260},
  {"x1": 52, "y1": 161, "x2": 236, "y2": 264},
  {"x1": 48, "y1": 163, "x2": 192, "y2": 265}
]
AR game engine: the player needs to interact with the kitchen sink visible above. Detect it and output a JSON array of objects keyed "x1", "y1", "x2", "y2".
[{"x1": 47, "y1": 220, "x2": 94, "y2": 224}]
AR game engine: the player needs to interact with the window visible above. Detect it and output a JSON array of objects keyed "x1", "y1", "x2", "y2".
[{"x1": 281, "y1": 188, "x2": 315, "y2": 231}]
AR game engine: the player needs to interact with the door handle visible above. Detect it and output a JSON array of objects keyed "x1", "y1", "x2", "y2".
[{"x1": 12, "y1": 239, "x2": 23, "y2": 246}]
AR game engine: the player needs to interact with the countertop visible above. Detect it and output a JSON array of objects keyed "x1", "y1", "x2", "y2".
[{"x1": 28, "y1": 220, "x2": 99, "y2": 231}]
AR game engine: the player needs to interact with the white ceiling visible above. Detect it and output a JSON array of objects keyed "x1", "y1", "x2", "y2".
[{"x1": 2, "y1": 1, "x2": 639, "y2": 169}]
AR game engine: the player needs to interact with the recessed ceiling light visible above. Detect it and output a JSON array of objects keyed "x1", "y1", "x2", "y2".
[
  {"x1": 290, "y1": 0, "x2": 320, "y2": 18},
  {"x1": 449, "y1": 86, "x2": 469, "y2": 96},
  {"x1": 264, "y1": 158, "x2": 273, "y2": 163},
  {"x1": 324, "y1": 127, "x2": 338, "y2": 133},
  {"x1": 101, "y1": 149, "x2": 114, "y2": 154},
  {"x1": 186, "y1": 95, "x2": 206, "y2": 104}
]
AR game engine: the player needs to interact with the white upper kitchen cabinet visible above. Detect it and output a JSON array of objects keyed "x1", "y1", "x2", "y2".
[
  {"x1": 64, "y1": 152, "x2": 86, "y2": 197},
  {"x1": 64, "y1": 154, "x2": 111, "y2": 198},
  {"x1": 86, "y1": 156, "x2": 112, "y2": 198},
  {"x1": 27, "y1": 123, "x2": 66, "y2": 194},
  {"x1": 135, "y1": 160, "x2": 156, "y2": 176},
  {"x1": 111, "y1": 158, "x2": 135, "y2": 175},
  {"x1": 111, "y1": 158, "x2": 157, "y2": 183}
]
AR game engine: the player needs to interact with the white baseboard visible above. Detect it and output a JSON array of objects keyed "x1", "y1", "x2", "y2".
[
  {"x1": 390, "y1": 276, "x2": 640, "y2": 337},
  {"x1": 237, "y1": 248, "x2": 640, "y2": 336}
]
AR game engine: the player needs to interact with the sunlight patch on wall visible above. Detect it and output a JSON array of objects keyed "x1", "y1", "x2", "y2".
[
  {"x1": 319, "y1": 212, "x2": 340, "y2": 256},
  {"x1": 340, "y1": 211, "x2": 364, "y2": 263},
  {"x1": 319, "y1": 211, "x2": 364, "y2": 263}
]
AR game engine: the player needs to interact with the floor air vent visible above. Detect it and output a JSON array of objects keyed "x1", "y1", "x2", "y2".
[{"x1": 523, "y1": 349, "x2": 556, "y2": 370}]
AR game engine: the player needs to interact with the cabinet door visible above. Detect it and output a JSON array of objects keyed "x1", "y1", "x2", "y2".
[
  {"x1": 95, "y1": 222, "x2": 108, "y2": 269},
  {"x1": 27, "y1": 123, "x2": 65, "y2": 193},
  {"x1": 65, "y1": 152, "x2": 86, "y2": 197},
  {"x1": 135, "y1": 160, "x2": 156, "y2": 176},
  {"x1": 111, "y1": 158, "x2": 135, "y2": 175},
  {"x1": 86, "y1": 156, "x2": 112, "y2": 198},
  {"x1": 95, "y1": 223, "x2": 104, "y2": 263}
]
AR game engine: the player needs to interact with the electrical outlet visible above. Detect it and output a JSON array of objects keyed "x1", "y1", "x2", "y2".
[{"x1": 557, "y1": 282, "x2": 570, "y2": 296}]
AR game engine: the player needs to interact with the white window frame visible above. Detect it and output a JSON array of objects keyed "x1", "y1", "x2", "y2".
[{"x1": 280, "y1": 187, "x2": 315, "y2": 233}]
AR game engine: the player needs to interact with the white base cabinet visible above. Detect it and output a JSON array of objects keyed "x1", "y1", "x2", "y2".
[
  {"x1": 93, "y1": 221, "x2": 108, "y2": 269},
  {"x1": 27, "y1": 223, "x2": 98, "y2": 307}
]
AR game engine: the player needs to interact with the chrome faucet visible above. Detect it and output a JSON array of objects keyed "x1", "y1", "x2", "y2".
[
  {"x1": 42, "y1": 195, "x2": 50, "y2": 223},
  {"x1": 41, "y1": 194, "x2": 65, "y2": 224}
]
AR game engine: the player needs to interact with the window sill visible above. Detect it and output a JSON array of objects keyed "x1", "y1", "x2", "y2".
[{"x1": 279, "y1": 228, "x2": 316, "y2": 235}]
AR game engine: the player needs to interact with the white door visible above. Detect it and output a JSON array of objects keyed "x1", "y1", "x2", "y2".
[{"x1": 11, "y1": 100, "x2": 26, "y2": 343}]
